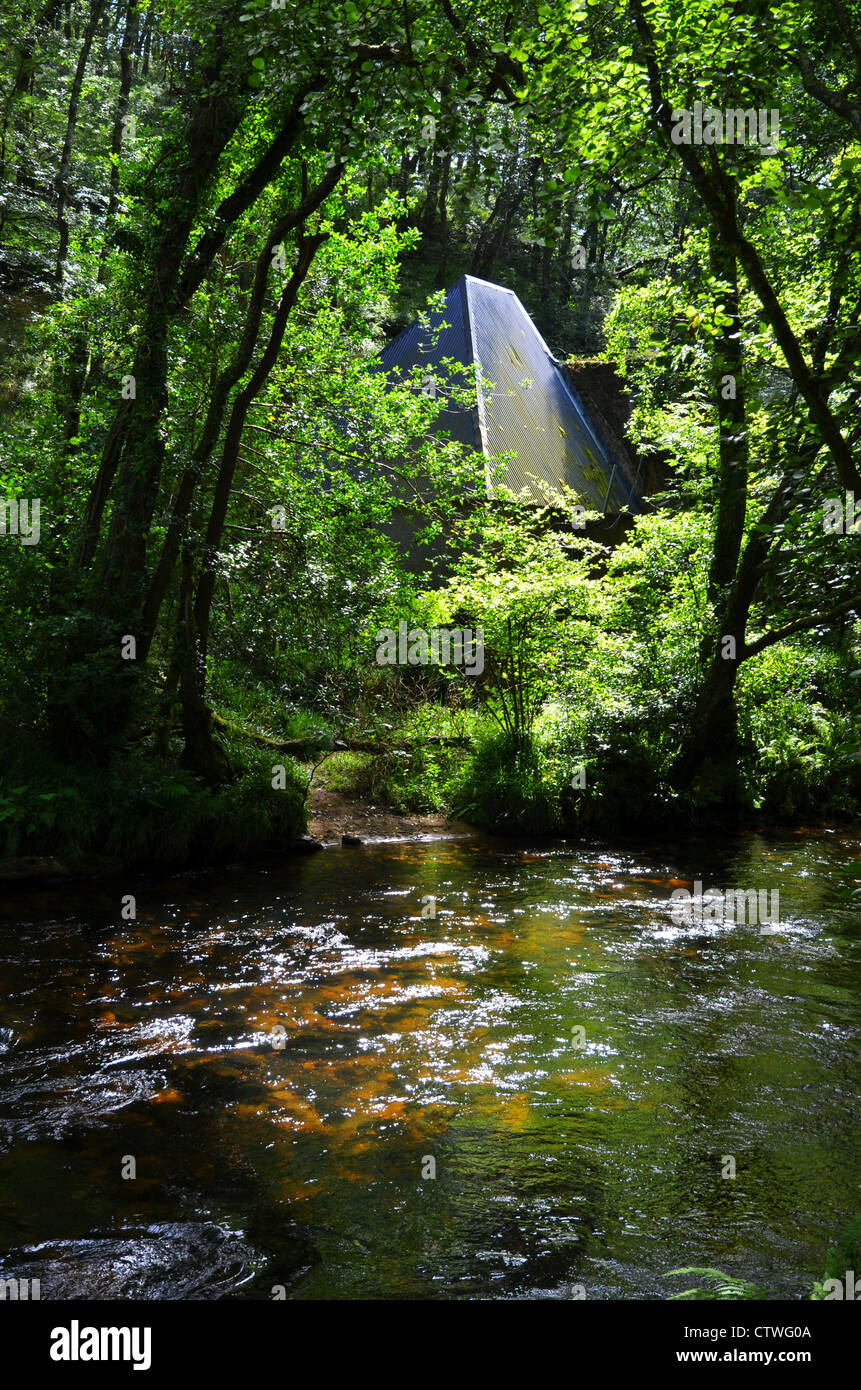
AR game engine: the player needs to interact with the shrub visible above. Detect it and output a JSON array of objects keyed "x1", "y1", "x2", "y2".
[
  {"x1": 451, "y1": 729, "x2": 565, "y2": 834},
  {"x1": 0, "y1": 738, "x2": 306, "y2": 867}
]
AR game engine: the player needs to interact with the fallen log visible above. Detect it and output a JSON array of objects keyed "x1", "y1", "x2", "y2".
[{"x1": 210, "y1": 711, "x2": 472, "y2": 755}]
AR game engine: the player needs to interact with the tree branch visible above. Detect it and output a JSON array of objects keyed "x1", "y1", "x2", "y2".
[{"x1": 743, "y1": 591, "x2": 861, "y2": 661}]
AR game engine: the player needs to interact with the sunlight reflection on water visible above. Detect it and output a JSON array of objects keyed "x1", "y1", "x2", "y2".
[{"x1": 0, "y1": 828, "x2": 859, "y2": 1299}]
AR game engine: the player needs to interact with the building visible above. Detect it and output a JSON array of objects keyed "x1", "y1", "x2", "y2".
[{"x1": 379, "y1": 274, "x2": 644, "y2": 529}]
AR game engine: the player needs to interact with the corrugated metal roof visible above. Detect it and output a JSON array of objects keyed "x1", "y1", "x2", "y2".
[{"x1": 380, "y1": 275, "x2": 640, "y2": 513}]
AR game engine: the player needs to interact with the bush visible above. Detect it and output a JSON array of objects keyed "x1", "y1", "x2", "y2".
[
  {"x1": 451, "y1": 729, "x2": 566, "y2": 834},
  {"x1": 537, "y1": 698, "x2": 681, "y2": 832},
  {"x1": 738, "y1": 644, "x2": 861, "y2": 820},
  {"x1": 810, "y1": 1216, "x2": 861, "y2": 1298},
  {"x1": 0, "y1": 737, "x2": 306, "y2": 867}
]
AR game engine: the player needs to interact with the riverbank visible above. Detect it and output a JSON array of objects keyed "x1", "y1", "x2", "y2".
[
  {"x1": 4, "y1": 692, "x2": 860, "y2": 887},
  {"x1": 2, "y1": 790, "x2": 858, "y2": 892},
  {"x1": 305, "y1": 783, "x2": 475, "y2": 846},
  {"x1": 0, "y1": 779, "x2": 479, "y2": 889}
]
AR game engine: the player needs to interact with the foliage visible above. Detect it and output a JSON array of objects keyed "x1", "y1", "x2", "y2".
[
  {"x1": 666, "y1": 1215, "x2": 861, "y2": 1300},
  {"x1": 666, "y1": 1268, "x2": 776, "y2": 1301},
  {"x1": 0, "y1": 734, "x2": 305, "y2": 865},
  {"x1": 810, "y1": 1216, "x2": 861, "y2": 1299},
  {"x1": 1, "y1": 0, "x2": 860, "y2": 859},
  {"x1": 738, "y1": 644, "x2": 861, "y2": 819},
  {"x1": 447, "y1": 729, "x2": 545, "y2": 831}
]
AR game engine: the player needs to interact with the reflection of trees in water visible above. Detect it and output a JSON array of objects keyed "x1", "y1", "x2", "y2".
[{"x1": 1, "y1": 832, "x2": 859, "y2": 1297}]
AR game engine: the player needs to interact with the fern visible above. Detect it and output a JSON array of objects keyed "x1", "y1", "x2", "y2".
[
  {"x1": 666, "y1": 1268, "x2": 775, "y2": 1300},
  {"x1": 810, "y1": 1214, "x2": 861, "y2": 1298}
]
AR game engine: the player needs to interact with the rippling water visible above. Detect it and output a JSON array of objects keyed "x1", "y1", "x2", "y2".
[{"x1": 1, "y1": 829, "x2": 859, "y2": 1299}]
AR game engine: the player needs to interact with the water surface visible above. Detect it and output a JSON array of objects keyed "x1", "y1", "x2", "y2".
[{"x1": 1, "y1": 829, "x2": 859, "y2": 1299}]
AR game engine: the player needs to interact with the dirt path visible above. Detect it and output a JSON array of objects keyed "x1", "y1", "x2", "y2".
[{"x1": 306, "y1": 784, "x2": 475, "y2": 846}]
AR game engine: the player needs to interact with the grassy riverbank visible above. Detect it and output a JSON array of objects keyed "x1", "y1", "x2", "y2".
[{"x1": 3, "y1": 678, "x2": 859, "y2": 880}]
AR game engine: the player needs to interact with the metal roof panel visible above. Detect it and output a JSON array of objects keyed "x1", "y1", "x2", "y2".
[{"x1": 379, "y1": 275, "x2": 640, "y2": 513}]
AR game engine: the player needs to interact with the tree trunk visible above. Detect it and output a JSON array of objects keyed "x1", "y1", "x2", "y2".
[
  {"x1": 433, "y1": 151, "x2": 452, "y2": 287},
  {"x1": 60, "y1": 0, "x2": 138, "y2": 462},
  {"x1": 177, "y1": 548, "x2": 231, "y2": 784},
  {"x1": 707, "y1": 229, "x2": 749, "y2": 600},
  {"x1": 671, "y1": 646, "x2": 742, "y2": 801},
  {"x1": 55, "y1": 0, "x2": 108, "y2": 285},
  {"x1": 106, "y1": 0, "x2": 137, "y2": 228},
  {"x1": 179, "y1": 234, "x2": 326, "y2": 778},
  {"x1": 0, "y1": 0, "x2": 62, "y2": 192},
  {"x1": 672, "y1": 231, "x2": 749, "y2": 803},
  {"x1": 76, "y1": 80, "x2": 241, "y2": 575},
  {"x1": 140, "y1": 173, "x2": 341, "y2": 658},
  {"x1": 139, "y1": 4, "x2": 153, "y2": 76}
]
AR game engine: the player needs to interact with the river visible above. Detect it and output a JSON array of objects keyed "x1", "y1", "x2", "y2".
[{"x1": 1, "y1": 828, "x2": 859, "y2": 1299}]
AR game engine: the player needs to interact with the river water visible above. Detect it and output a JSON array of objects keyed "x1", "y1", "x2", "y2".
[{"x1": 1, "y1": 829, "x2": 859, "y2": 1300}]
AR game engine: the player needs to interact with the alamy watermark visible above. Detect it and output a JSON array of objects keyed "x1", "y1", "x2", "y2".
[
  {"x1": 375, "y1": 621, "x2": 484, "y2": 676},
  {"x1": 0, "y1": 498, "x2": 40, "y2": 545},
  {"x1": 50, "y1": 1323, "x2": 151, "y2": 1371},
  {"x1": 819, "y1": 1270, "x2": 861, "y2": 1299},
  {"x1": 668, "y1": 881, "x2": 780, "y2": 931},
  {"x1": 0, "y1": 1276, "x2": 40, "y2": 1299},
  {"x1": 823, "y1": 491, "x2": 861, "y2": 534},
  {"x1": 671, "y1": 102, "x2": 779, "y2": 153}
]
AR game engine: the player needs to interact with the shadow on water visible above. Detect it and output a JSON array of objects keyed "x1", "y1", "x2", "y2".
[{"x1": 0, "y1": 826, "x2": 859, "y2": 1299}]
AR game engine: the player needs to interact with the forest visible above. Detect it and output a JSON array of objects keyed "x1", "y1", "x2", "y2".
[
  {"x1": 0, "y1": 0, "x2": 860, "y2": 1316},
  {"x1": 1, "y1": 0, "x2": 859, "y2": 867}
]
